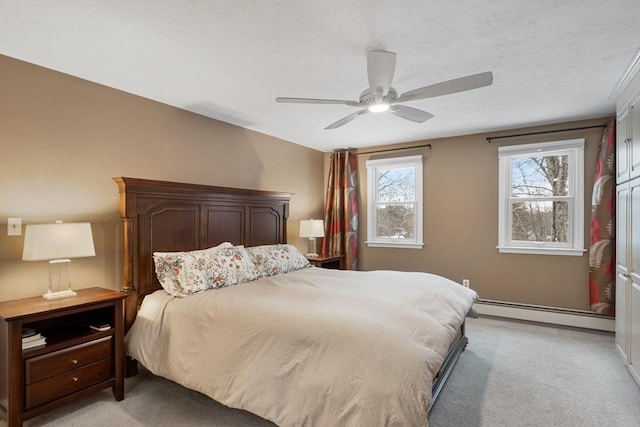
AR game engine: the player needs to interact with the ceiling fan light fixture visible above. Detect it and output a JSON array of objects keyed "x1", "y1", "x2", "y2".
[{"x1": 368, "y1": 103, "x2": 390, "y2": 113}]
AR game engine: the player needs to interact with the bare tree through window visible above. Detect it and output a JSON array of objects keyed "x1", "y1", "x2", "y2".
[
  {"x1": 511, "y1": 154, "x2": 569, "y2": 243},
  {"x1": 367, "y1": 155, "x2": 423, "y2": 248},
  {"x1": 498, "y1": 139, "x2": 584, "y2": 255},
  {"x1": 376, "y1": 167, "x2": 416, "y2": 239}
]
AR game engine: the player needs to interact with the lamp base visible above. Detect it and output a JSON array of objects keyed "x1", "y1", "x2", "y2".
[
  {"x1": 306, "y1": 237, "x2": 318, "y2": 257},
  {"x1": 43, "y1": 289, "x2": 77, "y2": 300}
]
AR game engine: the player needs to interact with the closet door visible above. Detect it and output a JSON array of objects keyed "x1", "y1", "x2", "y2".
[
  {"x1": 616, "y1": 183, "x2": 629, "y2": 360},
  {"x1": 631, "y1": 280, "x2": 640, "y2": 383},
  {"x1": 617, "y1": 108, "x2": 630, "y2": 183},
  {"x1": 628, "y1": 178, "x2": 640, "y2": 384},
  {"x1": 630, "y1": 94, "x2": 640, "y2": 180}
]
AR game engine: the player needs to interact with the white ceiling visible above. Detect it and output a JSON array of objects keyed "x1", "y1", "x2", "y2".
[{"x1": 1, "y1": 0, "x2": 639, "y2": 152}]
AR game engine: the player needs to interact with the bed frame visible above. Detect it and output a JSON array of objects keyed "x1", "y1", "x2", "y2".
[{"x1": 113, "y1": 176, "x2": 467, "y2": 412}]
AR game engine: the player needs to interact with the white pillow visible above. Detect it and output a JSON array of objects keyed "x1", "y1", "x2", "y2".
[{"x1": 215, "y1": 241, "x2": 234, "y2": 249}]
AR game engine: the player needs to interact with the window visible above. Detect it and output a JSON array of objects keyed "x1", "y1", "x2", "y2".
[
  {"x1": 366, "y1": 155, "x2": 423, "y2": 248},
  {"x1": 498, "y1": 139, "x2": 585, "y2": 256}
]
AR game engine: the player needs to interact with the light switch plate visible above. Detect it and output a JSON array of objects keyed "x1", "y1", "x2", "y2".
[{"x1": 7, "y1": 218, "x2": 21, "y2": 236}]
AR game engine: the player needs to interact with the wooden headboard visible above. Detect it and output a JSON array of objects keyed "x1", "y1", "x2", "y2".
[{"x1": 113, "y1": 177, "x2": 292, "y2": 331}]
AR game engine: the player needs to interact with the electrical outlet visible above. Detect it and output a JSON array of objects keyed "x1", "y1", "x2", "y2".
[
  {"x1": 462, "y1": 279, "x2": 470, "y2": 288},
  {"x1": 7, "y1": 218, "x2": 21, "y2": 236}
]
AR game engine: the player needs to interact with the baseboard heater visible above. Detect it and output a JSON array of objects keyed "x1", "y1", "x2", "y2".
[{"x1": 474, "y1": 299, "x2": 615, "y2": 332}]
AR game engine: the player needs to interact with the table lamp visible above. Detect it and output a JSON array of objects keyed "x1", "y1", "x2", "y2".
[
  {"x1": 22, "y1": 221, "x2": 96, "y2": 300},
  {"x1": 299, "y1": 218, "x2": 324, "y2": 257}
]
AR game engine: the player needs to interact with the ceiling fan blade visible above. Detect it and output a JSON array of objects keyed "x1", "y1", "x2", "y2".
[
  {"x1": 395, "y1": 71, "x2": 493, "y2": 103},
  {"x1": 276, "y1": 97, "x2": 361, "y2": 107},
  {"x1": 388, "y1": 105, "x2": 434, "y2": 123},
  {"x1": 367, "y1": 50, "x2": 396, "y2": 99},
  {"x1": 325, "y1": 110, "x2": 369, "y2": 130}
]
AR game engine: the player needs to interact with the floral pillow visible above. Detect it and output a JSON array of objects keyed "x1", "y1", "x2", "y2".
[
  {"x1": 247, "y1": 244, "x2": 310, "y2": 277},
  {"x1": 153, "y1": 245, "x2": 262, "y2": 297},
  {"x1": 153, "y1": 242, "x2": 233, "y2": 295}
]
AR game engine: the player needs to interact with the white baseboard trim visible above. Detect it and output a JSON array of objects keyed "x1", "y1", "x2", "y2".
[{"x1": 474, "y1": 299, "x2": 615, "y2": 332}]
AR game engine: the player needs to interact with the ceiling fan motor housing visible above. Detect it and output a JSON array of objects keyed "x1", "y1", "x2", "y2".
[{"x1": 359, "y1": 87, "x2": 398, "y2": 107}]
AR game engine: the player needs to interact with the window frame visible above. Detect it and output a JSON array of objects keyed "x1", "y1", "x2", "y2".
[
  {"x1": 366, "y1": 155, "x2": 424, "y2": 249},
  {"x1": 497, "y1": 138, "x2": 585, "y2": 256}
]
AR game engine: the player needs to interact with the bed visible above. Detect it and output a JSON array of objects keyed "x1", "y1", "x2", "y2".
[{"x1": 114, "y1": 177, "x2": 477, "y2": 426}]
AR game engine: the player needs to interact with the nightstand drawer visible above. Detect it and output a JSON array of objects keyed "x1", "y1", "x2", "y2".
[
  {"x1": 25, "y1": 358, "x2": 112, "y2": 409},
  {"x1": 25, "y1": 336, "x2": 112, "y2": 384}
]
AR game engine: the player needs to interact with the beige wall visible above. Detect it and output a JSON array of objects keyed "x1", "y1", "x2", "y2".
[
  {"x1": 352, "y1": 118, "x2": 610, "y2": 311},
  {"x1": 0, "y1": 55, "x2": 325, "y2": 301}
]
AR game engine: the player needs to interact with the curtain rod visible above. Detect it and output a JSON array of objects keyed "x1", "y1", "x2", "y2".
[
  {"x1": 486, "y1": 124, "x2": 607, "y2": 142},
  {"x1": 354, "y1": 142, "x2": 432, "y2": 156}
]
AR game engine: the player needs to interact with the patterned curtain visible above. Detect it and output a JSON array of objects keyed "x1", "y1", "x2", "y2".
[
  {"x1": 322, "y1": 150, "x2": 359, "y2": 270},
  {"x1": 589, "y1": 120, "x2": 616, "y2": 315}
]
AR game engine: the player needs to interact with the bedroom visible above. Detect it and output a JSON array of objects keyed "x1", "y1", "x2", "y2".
[{"x1": 1, "y1": 1, "x2": 640, "y2": 426}]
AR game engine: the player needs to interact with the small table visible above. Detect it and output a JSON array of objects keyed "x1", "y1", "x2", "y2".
[
  {"x1": 0, "y1": 287, "x2": 127, "y2": 426},
  {"x1": 306, "y1": 254, "x2": 344, "y2": 269}
]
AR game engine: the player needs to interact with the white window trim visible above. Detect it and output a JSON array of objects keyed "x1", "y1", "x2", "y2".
[
  {"x1": 366, "y1": 155, "x2": 424, "y2": 249},
  {"x1": 497, "y1": 139, "x2": 585, "y2": 256}
]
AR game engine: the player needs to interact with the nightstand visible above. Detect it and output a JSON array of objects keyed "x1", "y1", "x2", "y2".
[
  {"x1": 0, "y1": 287, "x2": 127, "y2": 427},
  {"x1": 306, "y1": 254, "x2": 344, "y2": 269}
]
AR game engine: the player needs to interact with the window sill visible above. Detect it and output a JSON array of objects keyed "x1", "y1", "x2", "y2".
[
  {"x1": 366, "y1": 241, "x2": 424, "y2": 249},
  {"x1": 497, "y1": 246, "x2": 586, "y2": 256}
]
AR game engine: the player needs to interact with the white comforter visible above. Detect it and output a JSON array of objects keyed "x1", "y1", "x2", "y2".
[{"x1": 126, "y1": 268, "x2": 477, "y2": 427}]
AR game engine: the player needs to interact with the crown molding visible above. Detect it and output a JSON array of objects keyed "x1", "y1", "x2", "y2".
[{"x1": 610, "y1": 47, "x2": 640, "y2": 101}]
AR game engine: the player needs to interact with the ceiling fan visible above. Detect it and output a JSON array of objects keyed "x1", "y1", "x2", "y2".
[{"x1": 275, "y1": 50, "x2": 493, "y2": 130}]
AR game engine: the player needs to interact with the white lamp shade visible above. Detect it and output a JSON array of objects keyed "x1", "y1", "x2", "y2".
[
  {"x1": 299, "y1": 219, "x2": 325, "y2": 238},
  {"x1": 22, "y1": 222, "x2": 96, "y2": 261}
]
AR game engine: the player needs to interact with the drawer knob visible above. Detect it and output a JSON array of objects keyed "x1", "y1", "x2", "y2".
[
  {"x1": 72, "y1": 376, "x2": 78, "y2": 382},
  {"x1": 71, "y1": 359, "x2": 78, "y2": 365}
]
